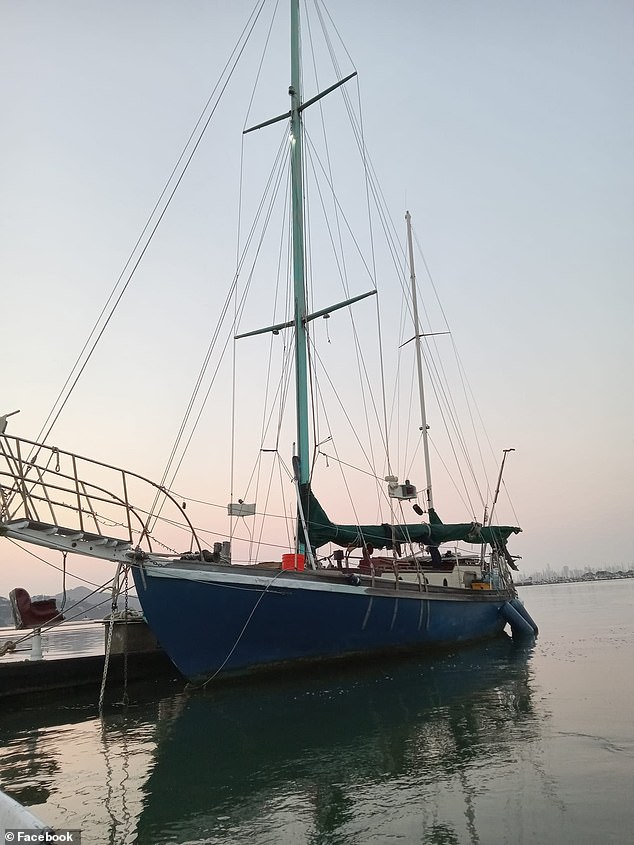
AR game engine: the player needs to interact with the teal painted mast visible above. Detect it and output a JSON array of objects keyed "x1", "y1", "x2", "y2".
[
  {"x1": 290, "y1": 0, "x2": 310, "y2": 490},
  {"x1": 239, "y1": 3, "x2": 369, "y2": 559}
]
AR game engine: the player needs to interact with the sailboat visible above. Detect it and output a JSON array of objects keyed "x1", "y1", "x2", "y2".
[{"x1": 0, "y1": 1, "x2": 536, "y2": 685}]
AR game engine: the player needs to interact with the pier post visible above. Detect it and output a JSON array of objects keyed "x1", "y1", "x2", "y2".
[{"x1": 30, "y1": 628, "x2": 43, "y2": 661}]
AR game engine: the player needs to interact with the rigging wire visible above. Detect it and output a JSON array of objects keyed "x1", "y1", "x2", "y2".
[
  {"x1": 230, "y1": 0, "x2": 283, "y2": 546},
  {"x1": 308, "y1": 337, "x2": 396, "y2": 525},
  {"x1": 155, "y1": 133, "x2": 289, "y2": 484},
  {"x1": 409, "y1": 222, "x2": 513, "y2": 516},
  {"x1": 33, "y1": 0, "x2": 269, "y2": 449},
  {"x1": 311, "y1": 0, "x2": 395, "y2": 497},
  {"x1": 405, "y1": 262, "x2": 487, "y2": 509},
  {"x1": 302, "y1": 132, "x2": 382, "y2": 470},
  {"x1": 7, "y1": 537, "x2": 118, "y2": 590},
  {"x1": 306, "y1": 0, "x2": 509, "y2": 527},
  {"x1": 213, "y1": 0, "x2": 398, "y2": 557},
  {"x1": 234, "y1": 158, "x2": 294, "y2": 557},
  {"x1": 230, "y1": 172, "x2": 296, "y2": 561},
  {"x1": 1, "y1": 570, "x2": 120, "y2": 654},
  {"x1": 218, "y1": 0, "x2": 410, "y2": 537},
  {"x1": 143, "y1": 126, "x2": 291, "y2": 532},
  {"x1": 300, "y1": 132, "x2": 388, "y2": 444},
  {"x1": 200, "y1": 568, "x2": 286, "y2": 688},
  {"x1": 398, "y1": 328, "x2": 482, "y2": 517}
]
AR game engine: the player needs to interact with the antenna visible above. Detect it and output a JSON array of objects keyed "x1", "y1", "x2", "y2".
[{"x1": 490, "y1": 448, "x2": 515, "y2": 523}]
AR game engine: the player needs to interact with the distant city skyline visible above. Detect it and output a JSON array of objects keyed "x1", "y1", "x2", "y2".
[{"x1": 517, "y1": 562, "x2": 634, "y2": 585}]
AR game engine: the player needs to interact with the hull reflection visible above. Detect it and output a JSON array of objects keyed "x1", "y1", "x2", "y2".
[{"x1": 136, "y1": 637, "x2": 538, "y2": 845}]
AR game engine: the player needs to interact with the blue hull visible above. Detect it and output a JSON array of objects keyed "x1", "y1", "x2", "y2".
[{"x1": 132, "y1": 563, "x2": 513, "y2": 683}]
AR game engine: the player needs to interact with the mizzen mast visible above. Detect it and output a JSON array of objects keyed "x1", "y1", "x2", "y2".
[{"x1": 405, "y1": 211, "x2": 434, "y2": 514}]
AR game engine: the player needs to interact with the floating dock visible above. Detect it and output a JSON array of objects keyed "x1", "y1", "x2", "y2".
[{"x1": 0, "y1": 620, "x2": 180, "y2": 703}]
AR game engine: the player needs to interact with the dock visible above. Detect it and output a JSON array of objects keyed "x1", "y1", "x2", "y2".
[{"x1": 0, "y1": 619, "x2": 181, "y2": 704}]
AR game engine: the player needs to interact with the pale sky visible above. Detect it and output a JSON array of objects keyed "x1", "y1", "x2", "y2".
[{"x1": 1, "y1": 0, "x2": 632, "y2": 597}]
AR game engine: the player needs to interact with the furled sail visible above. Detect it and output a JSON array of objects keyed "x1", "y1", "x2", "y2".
[{"x1": 301, "y1": 487, "x2": 521, "y2": 551}]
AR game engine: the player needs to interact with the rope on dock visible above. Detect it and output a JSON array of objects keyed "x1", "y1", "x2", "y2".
[{"x1": 0, "y1": 640, "x2": 17, "y2": 656}]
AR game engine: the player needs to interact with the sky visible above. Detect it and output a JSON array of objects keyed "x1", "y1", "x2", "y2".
[{"x1": 1, "y1": 0, "x2": 633, "y2": 598}]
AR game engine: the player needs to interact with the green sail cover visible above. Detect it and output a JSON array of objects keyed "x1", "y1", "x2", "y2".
[{"x1": 300, "y1": 488, "x2": 521, "y2": 551}]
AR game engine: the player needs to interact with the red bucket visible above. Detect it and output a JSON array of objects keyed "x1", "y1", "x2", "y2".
[{"x1": 282, "y1": 553, "x2": 305, "y2": 571}]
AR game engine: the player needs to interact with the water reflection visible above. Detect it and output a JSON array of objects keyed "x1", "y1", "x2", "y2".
[
  {"x1": 0, "y1": 689, "x2": 167, "y2": 840},
  {"x1": 0, "y1": 637, "x2": 540, "y2": 845},
  {"x1": 5, "y1": 584, "x2": 633, "y2": 844},
  {"x1": 136, "y1": 637, "x2": 538, "y2": 845}
]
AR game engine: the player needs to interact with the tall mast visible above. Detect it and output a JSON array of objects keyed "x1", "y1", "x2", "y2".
[
  {"x1": 290, "y1": 0, "x2": 310, "y2": 490},
  {"x1": 405, "y1": 211, "x2": 434, "y2": 513},
  {"x1": 240, "y1": 2, "x2": 363, "y2": 494},
  {"x1": 238, "y1": 1, "x2": 366, "y2": 562}
]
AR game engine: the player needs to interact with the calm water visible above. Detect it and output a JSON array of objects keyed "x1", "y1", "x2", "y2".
[{"x1": 1, "y1": 580, "x2": 633, "y2": 844}]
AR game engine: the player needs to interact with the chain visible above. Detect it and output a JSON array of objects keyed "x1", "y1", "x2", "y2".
[
  {"x1": 99, "y1": 563, "x2": 123, "y2": 712},
  {"x1": 122, "y1": 566, "x2": 130, "y2": 706}
]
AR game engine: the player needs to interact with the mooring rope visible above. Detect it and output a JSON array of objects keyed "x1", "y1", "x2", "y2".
[{"x1": 200, "y1": 568, "x2": 286, "y2": 688}]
